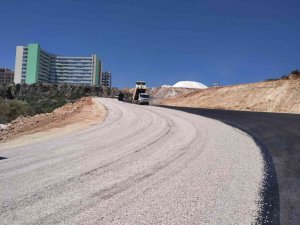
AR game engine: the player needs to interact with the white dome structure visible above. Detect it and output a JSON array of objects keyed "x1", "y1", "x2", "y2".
[
  {"x1": 161, "y1": 85, "x2": 172, "y2": 88},
  {"x1": 173, "y1": 81, "x2": 207, "y2": 89}
]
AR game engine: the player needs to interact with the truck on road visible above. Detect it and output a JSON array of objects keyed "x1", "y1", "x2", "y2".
[{"x1": 132, "y1": 81, "x2": 149, "y2": 105}]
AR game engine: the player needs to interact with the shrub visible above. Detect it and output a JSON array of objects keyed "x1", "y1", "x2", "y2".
[
  {"x1": 0, "y1": 98, "x2": 10, "y2": 123},
  {"x1": 9, "y1": 100, "x2": 30, "y2": 121},
  {"x1": 265, "y1": 78, "x2": 279, "y2": 82},
  {"x1": 280, "y1": 75, "x2": 289, "y2": 80},
  {"x1": 290, "y1": 69, "x2": 300, "y2": 75},
  {"x1": 0, "y1": 99, "x2": 30, "y2": 123}
]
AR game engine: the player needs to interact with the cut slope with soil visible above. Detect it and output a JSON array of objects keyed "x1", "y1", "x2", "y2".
[{"x1": 162, "y1": 78, "x2": 300, "y2": 113}]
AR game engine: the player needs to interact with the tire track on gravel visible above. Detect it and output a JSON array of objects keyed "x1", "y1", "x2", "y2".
[{"x1": 0, "y1": 98, "x2": 265, "y2": 225}]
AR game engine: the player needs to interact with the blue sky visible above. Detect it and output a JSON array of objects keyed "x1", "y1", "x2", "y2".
[{"x1": 0, "y1": 0, "x2": 299, "y2": 87}]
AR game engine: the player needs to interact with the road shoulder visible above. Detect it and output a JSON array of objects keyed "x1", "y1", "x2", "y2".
[{"x1": 0, "y1": 97, "x2": 107, "y2": 150}]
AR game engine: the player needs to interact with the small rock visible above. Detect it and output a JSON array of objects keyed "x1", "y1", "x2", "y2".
[{"x1": 0, "y1": 124, "x2": 8, "y2": 130}]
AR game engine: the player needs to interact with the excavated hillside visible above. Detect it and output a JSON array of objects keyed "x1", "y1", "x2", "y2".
[
  {"x1": 162, "y1": 77, "x2": 300, "y2": 113},
  {"x1": 149, "y1": 87, "x2": 197, "y2": 104}
]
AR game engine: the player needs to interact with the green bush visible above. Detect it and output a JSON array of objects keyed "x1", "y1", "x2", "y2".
[
  {"x1": 265, "y1": 78, "x2": 279, "y2": 82},
  {"x1": 0, "y1": 99, "x2": 9, "y2": 124},
  {"x1": 0, "y1": 98, "x2": 30, "y2": 123},
  {"x1": 28, "y1": 98, "x2": 67, "y2": 114},
  {"x1": 291, "y1": 69, "x2": 300, "y2": 75}
]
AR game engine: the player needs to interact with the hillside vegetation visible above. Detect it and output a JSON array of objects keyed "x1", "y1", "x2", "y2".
[
  {"x1": 162, "y1": 74, "x2": 300, "y2": 113},
  {"x1": 0, "y1": 99, "x2": 30, "y2": 124},
  {"x1": 0, "y1": 83, "x2": 118, "y2": 123}
]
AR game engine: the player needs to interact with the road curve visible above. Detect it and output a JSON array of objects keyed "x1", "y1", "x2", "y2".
[{"x1": 0, "y1": 98, "x2": 265, "y2": 225}]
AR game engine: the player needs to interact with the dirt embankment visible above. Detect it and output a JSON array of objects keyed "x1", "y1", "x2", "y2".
[
  {"x1": 0, "y1": 97, "x2": 106, "y2": 143},
  {"x1": 162, "y1": 78, "x2": 300, "y2": 113}
]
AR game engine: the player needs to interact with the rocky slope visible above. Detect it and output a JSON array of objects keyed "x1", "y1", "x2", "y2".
[{"x1": 149, "y1": 87, "x2": 198, "y2": 104}]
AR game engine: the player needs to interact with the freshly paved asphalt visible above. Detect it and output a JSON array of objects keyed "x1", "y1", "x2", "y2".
[
  {"x1": 160, "y1": 105, "x2": 300, "y2": 225},
  {"x1": 0, "y1": 98, "x2": 266, "y2": 224}
]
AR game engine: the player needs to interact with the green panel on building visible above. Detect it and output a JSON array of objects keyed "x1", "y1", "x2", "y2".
[{"x1": 26, "y1": 44, "x2": 40, "y2": 84}]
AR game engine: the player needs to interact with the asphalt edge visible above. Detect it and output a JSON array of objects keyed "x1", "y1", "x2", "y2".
[
  {"x1": 221, "y1": 121, "x2": 279, "y2": 225},
  {"x1": 156, "y1": 105, "x2": 280, "y2": 225}
]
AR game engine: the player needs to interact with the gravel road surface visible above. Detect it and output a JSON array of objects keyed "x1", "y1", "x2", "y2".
[
  {"x1": 0, "y1": 98, "x2": 265, "y2": 225},
  {"x1": 161, "y1": 105, "x2": 300, "y2": 225}
]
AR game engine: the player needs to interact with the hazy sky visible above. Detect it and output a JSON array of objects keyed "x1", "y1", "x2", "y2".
[{"x1": 1, "y1": 0, "x2": 299, "y2": 87}]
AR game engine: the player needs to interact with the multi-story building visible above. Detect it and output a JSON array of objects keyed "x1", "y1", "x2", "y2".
[
  {"x1": 0, "y1": 68, "x2": 14, "y2": 84},
  {"x1": 101, "y1": 71, "x2": 112, "y2": 88},
  {"x1": 14, "y1": 43, "x2": 101, "y2": 86}
]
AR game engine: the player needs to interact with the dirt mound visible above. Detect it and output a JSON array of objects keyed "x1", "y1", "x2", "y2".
[
  {"x1": 0, "y1": 97, "x2": 106, "y2": 142},
  {"x1": 162, "y1": 79, "x2": 300, "y2": 113}
]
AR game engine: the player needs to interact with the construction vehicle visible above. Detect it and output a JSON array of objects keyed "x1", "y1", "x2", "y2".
[
  {"x1": 117, "y1": 92, "x2": 125, "y2": 101},
  {"x1": 132, "y1": 81, "x2": 149, "y2": 105}
]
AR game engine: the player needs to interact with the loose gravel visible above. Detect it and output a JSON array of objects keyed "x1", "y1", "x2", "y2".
[{"x1": 0, "y1": 98, "x2": 265, "y2": 224}]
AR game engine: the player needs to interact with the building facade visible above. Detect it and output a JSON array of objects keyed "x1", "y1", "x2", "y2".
[
  {"x1": 0, "y1": 68, "x2": 14, "y2": 84},
  {"x1": 101, "y1": 71, "x2": 112, "y2": 88},
  {"x1": 14, "y1": 44, "x2": 101, "y2": 86}
]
